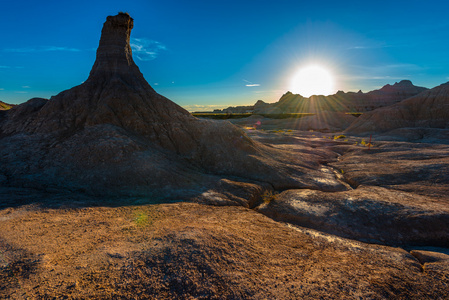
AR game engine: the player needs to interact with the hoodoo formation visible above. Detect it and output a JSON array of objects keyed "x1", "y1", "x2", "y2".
[{"x1": 0, "y1": 13, "x2": 345, "y2": 200}]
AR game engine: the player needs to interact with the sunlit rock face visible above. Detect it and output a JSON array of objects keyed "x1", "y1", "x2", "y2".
[
  {"x1": 345, "y1": 82, "x2": 449, "y2": 135},
  {"x1": 0, "y1": 13, "x2": 347, "y2": 198}
]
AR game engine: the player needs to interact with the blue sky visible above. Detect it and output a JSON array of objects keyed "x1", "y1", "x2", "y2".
[{"x1": 1, "y1": 0, "x2": 448, "y2": 111}]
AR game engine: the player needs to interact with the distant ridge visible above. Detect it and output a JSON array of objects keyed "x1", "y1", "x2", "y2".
[
  {"x1": 217, "y1": 80, "x2": 428, "y2": 114},
  {"x1": 345, "y1": 81, "x2": 449, "y2": 135}
]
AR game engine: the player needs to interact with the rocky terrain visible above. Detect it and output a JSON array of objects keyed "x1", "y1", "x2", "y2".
[
  {"x1": 1, "y1": 12, "x2": 449, "y2": 299},
  {"x1": 217, "y1": 80, "x2": 428, "y2": 114},
  {"x1": 1, "y1": 129, "x2": 449, "y2": 299}
]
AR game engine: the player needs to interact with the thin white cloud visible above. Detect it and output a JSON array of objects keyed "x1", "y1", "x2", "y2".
[
  {"x1": 351, "y1": 63, "x2": 426, "y2": 72},
  {"x1": 15, "y1": 91, "x2": 28, "y2": 94},
  {"x1": 348, "y1": 46, "x2": 367, "y2": 50},
  {"x1": 22, "y1": 86, "x2": 31, "y2": 88},
  {"x1": 347, "y1": 41, "x2": 412, "y2": 51},
  {"x1": 4, "y1": 46, "x2": 81, "y2": 53},
  {"x1": 0, "y1": 88, "x2": 4, "y2": 90},
  {"x1": 347, "y1": 44, "x2": 395, "y2": 50},
  {"x1": 130, "y1": 38, "x2": 167, "y2": 61},
  {"x1": 342, "y1": 75, "x2": 406, "y2": 81},
  {"x1": 0, "y1": 66, "x2": 10, "y2": 68},
  {"x1": 344, "y1": 63, "x2": 427, "y2": 83},
  {"x1": 243, "y1": 79, "x2": 260, "y2": 87}
]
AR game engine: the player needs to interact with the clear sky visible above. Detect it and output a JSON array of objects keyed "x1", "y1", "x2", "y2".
[{"x1": 1, "y1": 0, "x2": 448, "y2": 111}]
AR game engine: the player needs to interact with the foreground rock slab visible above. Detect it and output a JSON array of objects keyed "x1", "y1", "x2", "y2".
[
  {"x1": 257, "y1": 186, "x2": 449, "y2": 246},
  {"x1": 330, "y1": 140, "x2": 449, "y2": 198},
  {"x1": 1, "y1": 203, "x2": 448, "y2": 299}
]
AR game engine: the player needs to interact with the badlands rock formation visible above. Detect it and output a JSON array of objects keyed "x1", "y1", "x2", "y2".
[
  {"x1": 345, "y1": 82, "x2": 449, "y2": 136},
  {"x1": 1, "y1": 13, "x2": 448, "y2": 299},
  {"x1": 0, "y1": 13, "x2": 346, "y2": 199}
]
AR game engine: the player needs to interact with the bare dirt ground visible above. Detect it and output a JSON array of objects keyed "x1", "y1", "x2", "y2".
[{"x1": 1, "y1": 129, "x2": 449, "y2": 299}]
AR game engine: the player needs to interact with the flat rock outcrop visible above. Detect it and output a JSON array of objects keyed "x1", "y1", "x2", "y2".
[
  {"x1": 345, "y1": 82, "x2": 449, "y2": 135},
  {"x1": 0, "y1": 13, "x2": 346, "y2": 199}
]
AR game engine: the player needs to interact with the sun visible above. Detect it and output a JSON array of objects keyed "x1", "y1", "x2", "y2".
[{"x1": 290, "y1": 65, "x2": 334, "y2": 97}]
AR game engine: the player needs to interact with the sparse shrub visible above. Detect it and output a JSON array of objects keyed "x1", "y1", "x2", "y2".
[
  {"x1": 134, "y1": 212, "x2": 149, "y2": 227},
  {"x1": 334, "y1": 135, "x2": 346, "y2": 140},
  {"x1": 358, "y1": 139, "x2": 374, "y2": 147},
  {"x1": 262, "y1": 191, "x2": 277, "y2": 205}
]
